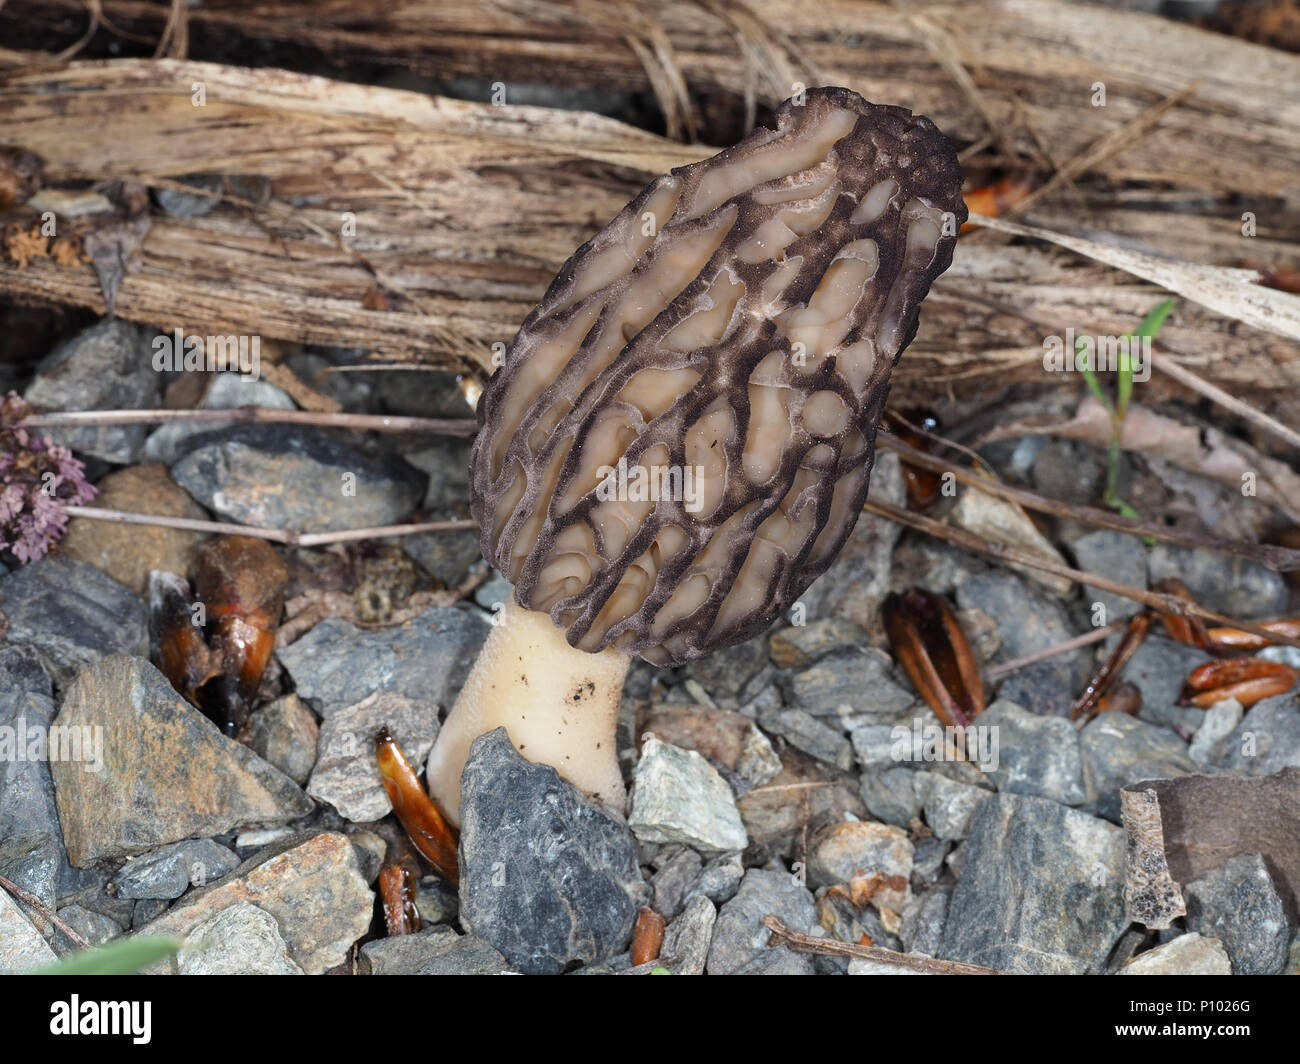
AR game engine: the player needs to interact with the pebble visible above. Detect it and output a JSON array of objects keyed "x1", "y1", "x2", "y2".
[
  {"x1": 278, "y1": 606, "x2": 486, "y2": 716},
  {"x1": 144, "y1": 373, "x2": 296, "y2": 464},
  {"x1": 951, "y1": 486, "x2": 1072, "y2": 596},
  {"x1": 360, "y1": 926, "x2": 511, "y2": 975},
  {"x1": 136, "y1": 832, "x2": 373, "y2": 974},
  {"x1": 686, "y1": 638, "x2": 770, "y2": 707},
  {"x1": 650, "y1": 847, "x2": 703, "y2": 918},
  {"x1": 900, "y1": 887, "x2": 950, "y2": 956},
  {"x1": 1148, "y1": 544, "x2": 1288, "y2": 619},
  {"x1": 1183, "y1": 853, "x2": 1290, "y2": 975},
  {"x1": 307, "y1": 691, "x2": 439, "y2": 822},
  {"x1": 176, "y1": 902, "x2": 303, "y2": 974},
  {"x1": 1119, "y1": 932, "x2": 1232, "y2": 975},
  {"x1": 756, "y1": 706, "x2": 854, "y2": 771},
  {"x1": 978, "y1": 699, "x2": 1086, "y2": 805},
  {"x1": 458, "y1": 730, "x2": 645, "y2": 975},
  {"x1": 914, "y1": 771, "x2": 992, "y2": 841},
  {"x1": 59, "y1": 464, "x2": 209, "y2": 594},
  {"x1": 247, "y1": 694, "x2": 319, "y2": 786},
  {"x1": 23, "y1": 319, "x2": 161, "y2": 463},
  {"x1": 706, "y1": 867, "x2": 820, "y2": 975},
  {"x1": 788, "y1": 646, "x2": 913, "y2": 722},
  {"x1": 113, "y1": 839, "x2": 240, "y2": 900},
  {"x1": 736, "y1": 724, "x2": 782, "y2": 787},
  {"x1": 661, "y1": 894, "x2": 716, "y2": 975},
  {"x1": 0, "y1": 556, "x2": 147, "y2": 687},
  {"x1": 806, "y1": 821, "x2": 913, "y2": 912},
  {"x1": 685, "y1": 851, "x2": 745, "y2": 906},
  {"x1": 1106, "y1": 634, "x2": 1209, "y2": 729},
  {"x1": 858, "y1": 767, "x2": 923, "y2": 827},
  {"x1": 1188, "y1": 698, "x2": 1244, "y2": 765},
  {"x1": 1070, "y1": 530, "x2": 1148, "y2": 630},
  {"x1": 52, "y1": 904, "x2": 123, "y2": 952},
  {"x1": 628, "y1": 737, "x2": 749, "y2": 855},
  {"x1": 1214, "y1": 693, "x2": 1300, "y2": 776},
  {"x1": 1079, "y1": 712, "x2": 1194, "y2": 821},
  {"x1": 170, "y1": 424, "x2": 426, "y2": 532},
  {"x1": 768, "y1": 618, "x2": 870, "y2": 668},
  {"x1": 940, "y1": 793, "x2": 1127, "y2": 974},
  {"x1": 51, "y1": 656, "x2": 312, "y2": 866}
]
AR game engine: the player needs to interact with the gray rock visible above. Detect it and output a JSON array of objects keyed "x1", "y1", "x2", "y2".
[
  {"x1": 458, "y1": 730, "x2": 644, "y2": 975},
  {"x1": 858, "y1": 766, "x2": 923, "y2": 827},
  {"x1": 1183, "y1": 854, "x2": 1289, "y2": 975},
  {"x1": 707, "y1": 867, "x2": 821, "y2": 974},
  {"x1": 113, "y1": 839, "x2": 241, "y2": 900},
  {"x1": 133, "y1": 899, "x2": 169, "y2": 929},
  {"x1": 0, "y1": 888, "x2": 56, "y2": 972},
  {"x1": 360, "y1": 925, "x2": 511, "y2": 975},
  {"x1": 1080, "y1": 712, "x2": 1194, "y2": 821},
  {"x1": 915, "y1": 772, "x2": 991, "y2": 841},
  {"x1": 0, "y1": 556, "x2": 147, "y2": 687},
  {"x1": 278, "y1": 606, "x2": 487, "y2": 716},
  {"x1": 687, "y1": 638, "x2": 770, "y2": 708},
  {"x1": 307, "y1": 691, "x2": 439, "y2": 822},
  {"x1": 1119, "y1": 932, "x2": 1232, "y2": 975},
  {"x1": 901, "y1": 886, "x2": 950, "y2": 956},
  {"x1": 247, "y1": 694, "x2": 319, "y2": 786},
  {"x1": 911, "y1": 835, "x2": 950, "y2": 884},
  {"x1": 735, "y1": 949, "x2": 816, "y2": 974},
  {"x1": 789, "y1": 647, "x2": 913, "y2": 722},
  {"x1": 951, "y1": 485, "x2": 1072, "y2": 596},
  {"x1": 176, "y1": 902, "x2": 303, "y2": 974},
  {"x1": 171, "y1": 424, "x2": 426, "y2": 532},
  {"x1": 24, "y1": 319, "x2": 161, "y2": 462},
  {"x1": 628, "y1": 737, "x2": 748, "y2": 855},
  {"x1": 958, "y1": 572, "x2": 1086, "y2": 717},
  {"x1": 661, "y1": 894, "x2": 716, "y2": 975},
  {"x1": 1148, "y1": 544, "x2": 1288, "y2": 620},
  {"x1": 979, "y1": 699, "x2": 1086, "y2": 805},
  {"x1": 51, "y1": 656, "x2": 312, "y2": 866},
  {"x1": 145, "y1": 373, "x2": 296, "y2": 464},
  {"x1": 1071, "y1": 530, "x2": 1148, "y2": 629},
  {"x1": 1215, "y1": 693, "x2": 1300, "y2": 776},
  {"x1": 768, "y1": 618, "x2": 869, "y2": 668},
  {"x1": 735, "y1": 724, "x2": 782, "y2": 787},
  {"x1": 135, "y1": 832, "x2": 373, "y2": 975},
  {"x1": 1108, "y1": 634, "x2": 1209, "y2": 729},
  {"x1": 757, "y1": 707, "x2": 853, "y2": 771},
  {"x1": 685, "y1": 851, "x2": 745, "y2": 906},
  {"x1": 52, "y1": 904, "x2": 123, "y2": 952},
  {"x1": 940, "y1": 793, "x2": 1127, "y2": 974},
  {"x1": 152, "y1": 172, "x2": 224, "y2": 218},
  {"x1": 1189, "y1": 698, "x2": 1243, "y2": 766},
  {"x1": 650, "y1": 847, "x2": 703, "y2": 918}
]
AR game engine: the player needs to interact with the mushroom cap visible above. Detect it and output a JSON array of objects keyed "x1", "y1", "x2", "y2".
[{"x1": 471, "y1": 87, "x2": 966, "y2": 666}]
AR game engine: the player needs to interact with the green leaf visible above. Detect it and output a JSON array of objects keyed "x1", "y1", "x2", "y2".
[
  {"x1": 649, "y1": 967, "x2": 673, "y2": 975},
  {"x1": 1076, "y1": 337, "x2": 1114, "y2": 417},
  {"x1": 1117, "y1": 297, "x2": 1175, "y2": 419},
  {"x1": 26, "y1": 936, "x2": 181, "y2": 975}
]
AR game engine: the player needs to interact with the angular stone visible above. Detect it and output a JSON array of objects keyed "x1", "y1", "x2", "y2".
[
  {"x1": 458, "y1": 730, "x2": 644, "y2": 975},
  {"x1": 685, "y1": 851, "x2": 745, "y2": 907},
  {"x1": 940, "y1": 793, "x2": 1127, "y2": 974},
  {"x1": 59, "y1": 464, "x2": 209, "y2": 595},
  {"x1": 914, "y1": 771, "x2": 991, "y2": 841},
  {"x1": 145, "y1": 374, "x2": 296, "y2": 465},
  {"x1": 51, "y1": 656, "x2": 312, "y2": 866},
  {"x1": 307, "y1": 691, "x2": 439, "y2": 822},
  {"x1": 177, "y1": 902, "x2": 303, "y2": 975},
  {"x1": 650, "y1": 847, "x2": 703, "y2": 918},
  {"x1": 137, "y1": 832, "x2": 373, "y2": 974},
  {"x1": 1215, "y1": 693, "x2": 1300, "y2": 776},
  {"x1": 979, "y1": 699, "x2": 1086, "y2": 805},
  {"x1": 901, "y1": 886, "x2": 949, "y2": 956},
  {"x1": 1119, "y1": 932, "x2": 1232, "y2": 975},
  {"x1": 0, "y1": 888, "x2": 56, "y2": 973},
  {"x1": 360, "y1": 925, "x2": 512, "y2": 975},
  {"x1": 247, "y1": 694, "x2": 319, "y2": 786},
  {"x1": 171, "y1": 424, "x2": 426, "y2": 532},
  {"x1": 661, "y1": 894, "x2": 716, "y2": 975},
  {"x1": 1183, "y1": 853, "x2": 1289, "y2": 975},
  {"x1": 789, "y1": 647, "x2": 913, "y2": 722},
  {"x1": 24, "y1": 318, "x2": 161, "y2": 463},
  {"x1": 736, "y1": 724, "x2": 782, "y2": 787},
  {"x1": 756, "y1": 707, "x2": 853, "y2": 771},
  {"x1": 768, "y1": 617, "x2": 869, "y2": 669},
  {"x1": 951, "y1": 486, "x2": 1072, "y2": 596},
  {"x1": 1188, "y1": 698, "x2": 1243, "y2": 766},
  {"x1": 1148, "y1": 544, "x2": 1288, "y2": 620},
  {"x1": 0, "y1": 556, "x2": 147, "y2": 687},
  {"x1": 1071, "y1": 530, "x2": 1147, "y2": 631},
  {"x1": 628, "y1": 737, "x2": 748, "y2": 855},
  {"x1": 113, "y1": 839, "x2": 241, "y2": 900},
  {"x1": 278, "y1": 606, "x2": 487, "y2": 716},
  {"x1": 52, "y1": 904, "x2": 123, "y2": 952},
  {"x1": 707, "y1": 868, "x2": 820, "y2": 974},
  {"x1": 1081, "y1": 712, "x2": 1194, "y2": 821}
]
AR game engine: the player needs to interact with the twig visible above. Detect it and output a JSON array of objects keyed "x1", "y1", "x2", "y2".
[
  {"x1": 20, "y1": 407, "x2": 476, "y2": 437},
  {"x1": 876, "y1": 431, "x2": 1300, "y2": 572},
  {"x1": 983, "y1": 620, "x2": 1125, "y2": 682},
  {"x1": 863, "y1": 497, "x2": 1300, "y2": 653},
  {"x1": 762, "y1": 915, "x2": 1006, "y2": 974},
  {"x1": 62, "y1": 506, "x2": 476, "y2": 546},
  {"x1": 1150, "y1": 351, "x2": 1300, "y2": 453},
  {"x1": 0, "y1": 873, "x2": 90, "y2": 949}
]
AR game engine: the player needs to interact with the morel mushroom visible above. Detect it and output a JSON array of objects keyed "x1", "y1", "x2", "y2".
[{"x1": 425, "y1": 87, "x2": 966, "y2": 822}]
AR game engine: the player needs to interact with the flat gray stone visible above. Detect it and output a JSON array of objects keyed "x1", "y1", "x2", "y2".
[
  {"x1": 0, "y1": 888, "x2": 56, "y2": 973},
  {"x1": 706, "y1": 867, "x2": 821, "y2": 974},
  {"x1": 1215, "y1": 693, "x2": 1300, "y2": 777},
  {"x1": 360, "y1": 925, "x2": 512, "y2": 975},
  {"x1": 979, "y1": 699, "x2": 1086, "y2": 805},
  {"x1": 247, "y1": 693, "x2": 319, "y2": 786},
  {"x1": 915, "y1": 771, "x2": 991, "y2": 841},
  {"x1": 1081, "y1": 712, "x2": 1194, "y2": 821},
  {"x1": 1119, "y1": 933, "x2": 1232, "y2": 975},
  {"x1": 661, "y1": 894, "x2": 716, "y2": 975},
  {"x1": 628, "y1": 737, "x2": 748, "y2": 855},
  {"x1": 789, "y1": 647, "x2": 913, "y2": 722},
  {"x1": 113, "y1": 839, "x2": 241, "y2": 900},
  {"x1": 1183, "y1": 853, "x2": 1289, "y2": 975},
  {"x1": 176, "y1": 902, "x2": 303, "y2": 974}
]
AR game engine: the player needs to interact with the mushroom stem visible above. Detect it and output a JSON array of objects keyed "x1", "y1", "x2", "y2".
[{"x1": 425, "y1": 597, "x2": 630, "y2": 825}]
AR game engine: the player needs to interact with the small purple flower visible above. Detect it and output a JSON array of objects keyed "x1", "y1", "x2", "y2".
[{"x1": 0, "y1": 392, "x2": 97, "y2": 563}]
